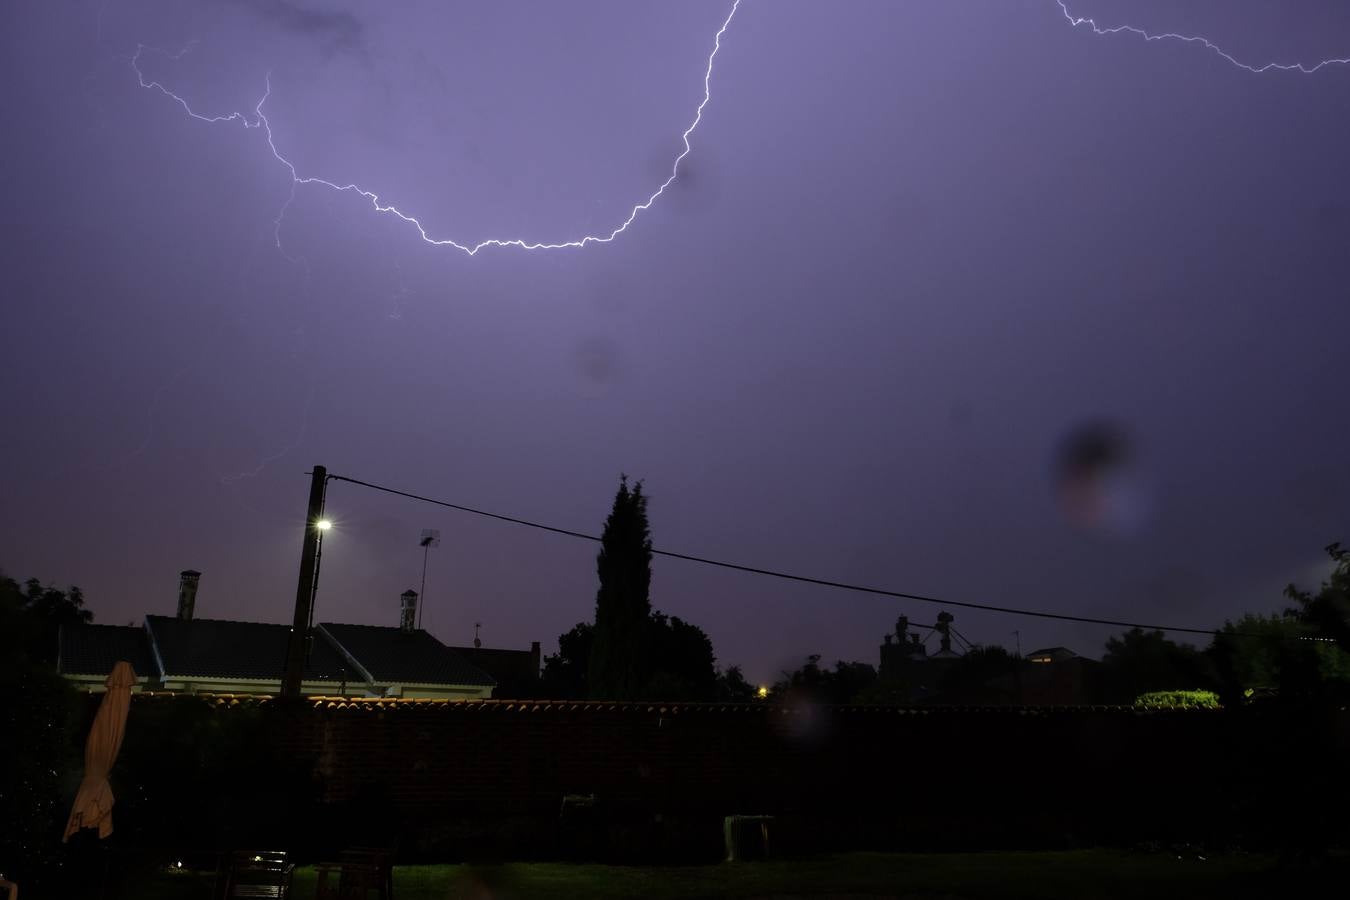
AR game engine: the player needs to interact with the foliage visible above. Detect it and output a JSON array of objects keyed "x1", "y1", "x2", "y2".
[
  {"x1": 0, "y1": 571, "x2": 85, "y2": 889},
  {"x1": 546, "y1": 477, "x2": 730, "y2": 702},
  {"x1": 587, "y1": 476, "x2": 654, "y2": 700},
  {"x1": 714, "y1": 664, "x2": 759, "y2": 702},
  {"x1": 541, "y1": 622, "x2": 594, "y2": 699},
  {"x1": 1132, "y1": 690, "x2": 1221, "y2": 709},
  {"x1": 1099, "y1": 628, "x2": 1215, "y2": 703},
  {"x1": 10, "y1": 574, "x2": 93, "y2": 664},
  {"x1": 543, "y1": 612, "x2": 722, "y2": 701},
  {"x1": 645, "y1": 611, "x2": 718, "y2": 701},
  {"x1": 1207, "y1": 611, "x2": 1350, "y2": 704},
  {"x1": 1284, "y1": 542, "x2": 1350, "y2": 652},
  {"x1": 772, "y1": 654, "x2": 878, "y2": 705}
]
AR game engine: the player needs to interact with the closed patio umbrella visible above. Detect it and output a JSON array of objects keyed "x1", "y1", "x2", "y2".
[{"x1": 63, "y1": 661, "x2": 136, "y2": 841}]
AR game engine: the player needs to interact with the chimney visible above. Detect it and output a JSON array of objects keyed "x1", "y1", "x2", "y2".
[
  {"x1": 400, "y1": 590, "x2": 418, "y2": 632},
  {"x1": 177, "y1": 570, "x2": 201, "y2": 621}
]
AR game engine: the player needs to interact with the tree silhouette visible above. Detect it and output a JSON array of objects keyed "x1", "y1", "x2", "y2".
[
  {"x1": 587, "y1": 476, "x2": 654, "y2": 699},
  {"x1": 8, "y1": 575, "x2": 93, "y2": 664},
  {"x1": 646, "y1": 610, "x2": 718, "y2": 701},
  {"x1": 772, "y1": 654, "x2": 877, "y2": 704},
  {"x1": 1099, "y1": 628, "x2": 1214, "y2": 703},
  {"x1": 540, "y1": 621, "x2": 594, "y2": 699},
  {"x1": 1285, "y1": 542, "x2": 1350, "y2": 652},
  {"x1": 715, "y1": 664, "x2": 758, "y2": 702}
]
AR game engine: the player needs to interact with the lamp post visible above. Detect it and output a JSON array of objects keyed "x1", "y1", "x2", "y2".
[
  {"x1": 418, "y1": 529, "x2": 440, "y2": 631},
  {"x1": 283, "y1": 466, "x2": 329, "y2": 698}
]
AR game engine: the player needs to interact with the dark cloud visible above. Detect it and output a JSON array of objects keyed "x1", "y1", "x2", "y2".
[{"x1": 224, "y1": 0, "x2": 363, "y2": 53}]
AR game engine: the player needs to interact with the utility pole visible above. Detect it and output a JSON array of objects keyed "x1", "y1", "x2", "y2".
[
  {"x1": 283, "y1": 465, "x2": 327, "y2": 698},
  {"x1": 417, "y1": 529, "x2": 440, "y2": 631}
]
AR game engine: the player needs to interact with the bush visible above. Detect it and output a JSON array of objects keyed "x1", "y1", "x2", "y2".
[{"x1": 1132, "y1": 690, "x2": 1221, "y2": 709}]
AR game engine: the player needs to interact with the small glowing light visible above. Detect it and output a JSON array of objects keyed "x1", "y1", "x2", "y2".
[
  {"x1": 756, "y1": 686, "x2": 769, "y2": 699},
  {"x1": 316, "y1": 519, "x2": 332, "y2": 531},
  {"x1": 175, "y1": 861, "x2": 183, "y2": 869}
]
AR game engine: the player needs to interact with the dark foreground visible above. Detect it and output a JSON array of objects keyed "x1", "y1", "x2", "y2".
[{"x1": 134, "y1": 850, "x2": 1344, "y2": 900}]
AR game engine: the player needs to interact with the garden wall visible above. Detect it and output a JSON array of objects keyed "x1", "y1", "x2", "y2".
[{"x1": 110, "y1": 695, "x2": 1350, "y2": 862}]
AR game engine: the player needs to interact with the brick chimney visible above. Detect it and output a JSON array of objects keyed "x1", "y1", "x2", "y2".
[
  {"x1": 177, "y1": 570, "x2": 201, "y2": 621},
  {"x1": 400, "y1": 590, "x2": 418, "y2": 632}
]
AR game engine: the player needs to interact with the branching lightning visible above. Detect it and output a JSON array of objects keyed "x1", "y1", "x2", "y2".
[
  {"x1": 131, "y1": 0, "x2": 1348, "y2": 257},
  {"x1": 132, "y1": 0, "x2": 742, "y2": 256},
  {"x1": 1057, "y1": 0, "x2": 1350, "y2": 74}
]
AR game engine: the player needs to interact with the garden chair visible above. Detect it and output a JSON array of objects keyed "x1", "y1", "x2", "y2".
[{"x1": 220, "y1": 850, "x2": 293, "y2": 899}]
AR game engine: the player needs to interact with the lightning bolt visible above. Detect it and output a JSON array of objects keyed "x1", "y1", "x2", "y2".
[
  {"x1": 1057, "y1": 1, "x2": 1350, "y2": 74},
  {"x1": 132, "y1": 0, "x2": 742, "y2": 256},
  {"x1": 131, "y1": 0, "x2": 1348, "y2": 258}
]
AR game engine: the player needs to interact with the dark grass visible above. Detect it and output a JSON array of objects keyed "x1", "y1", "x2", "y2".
[{"x1": 134, "y1": 850, "x2": 1344, "y2": 900}]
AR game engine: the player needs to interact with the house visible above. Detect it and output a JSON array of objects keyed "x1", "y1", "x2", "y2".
[
  {"x1": 446, "y1": 631, "x2": 542, "y2": 699},
  {"x1": 995, "y1": 647, "x2": 1101, "y2": 705},
  {"x1": 57, "y1": 571, "x2": 532, "y2": 699}
]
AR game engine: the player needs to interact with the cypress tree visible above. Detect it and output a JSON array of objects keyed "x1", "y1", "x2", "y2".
[{"x1": 587, "y1": 476, "x2": 653, "y2": 699}]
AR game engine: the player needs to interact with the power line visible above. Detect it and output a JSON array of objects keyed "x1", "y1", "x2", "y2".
[{"x1": 322, "y1": 472, "x2": 1293, "y2": 640}]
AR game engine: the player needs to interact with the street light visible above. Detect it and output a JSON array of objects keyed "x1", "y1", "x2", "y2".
[{"x1": 317, "y1": 519, "x2": 332, "y2": 531}]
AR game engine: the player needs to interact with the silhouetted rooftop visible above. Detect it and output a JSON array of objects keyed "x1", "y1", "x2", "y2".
[
  {"x1": 59, "y1": 624, "x2": 154, "y2": 679},
  {"x1": 320, "y1": 623, "x2": 496, "y2": 686},
  {"x1": 145, "y1": 615, "x2": 348, "y2": 681}
]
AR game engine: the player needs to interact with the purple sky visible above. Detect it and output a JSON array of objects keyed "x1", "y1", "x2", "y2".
[{"x1": 4, "y1": 1, "x2": 1349, "y2": 684}]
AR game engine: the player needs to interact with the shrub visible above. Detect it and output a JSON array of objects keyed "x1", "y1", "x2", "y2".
[{"x1": 1132, "y1": 689, "x2": 1221, "y2": 709}]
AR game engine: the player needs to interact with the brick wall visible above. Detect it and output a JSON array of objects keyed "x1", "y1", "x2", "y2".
[{"x1": 119, "y1": 696, "x2": 1350, "y2": 859}]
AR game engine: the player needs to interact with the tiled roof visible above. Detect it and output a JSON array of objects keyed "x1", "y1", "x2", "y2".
[
  {"x1": 127, "y1": 694, "x2": 1216, "y2": 715},
  {"x1": 146, "y1": 615, "x2": 347, "y2": 681},
  {"x1": 320, "y1": 623, "x2": 496, "y2": 686},
  {"x1": 59, "y1": 624, "x2": 155, "y2": 679}
]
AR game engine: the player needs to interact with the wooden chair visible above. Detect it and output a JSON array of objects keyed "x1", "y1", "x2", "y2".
[
  {"x1": 220, "y1": 850, "x2": 294, "y2": 899},
  {"x1": 0, "y1": 872, "x2": 17, "y2": 900}
]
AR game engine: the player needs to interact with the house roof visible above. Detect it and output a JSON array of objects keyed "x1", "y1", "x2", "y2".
[
  {"x1": 145, "y1": 615, "x2": 348, "y2": 681},
  {"x1": 1025, "y1": 647, "x2": 1081, "y2": 662},
  {"x1": 321, "y1": 623, "x2": 496, "y2": 686},
  {"x1": 59, "y1": 624, "x2": 155, "y2": 679}
]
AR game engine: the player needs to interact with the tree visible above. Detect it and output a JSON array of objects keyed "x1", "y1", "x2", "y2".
[
  {"x1": 1285, "y1": 542, "x2": 1350, "y2": 652},
  {"x1": 715, "y1": 664, "x2": 759, "y2": 702},
  {"x1": 1098, "y1": 628, "x2": 1214, "y2": 703},
  {"x1": 587, "y1": 476, "x2": 654, "y2": 699},
  {"x1": 772, "y1": 655, "x2": 878, "y2": 705},
  {"x1": 646, "y1": 611, "x2": 718, "y2": 701},
  {"x1": 0, "y1": 572, "x2": 84, "y2": 888},
  {"x1": 540, "y1": 622, "x2": 594, "y2": 699},
  {"x1": 934, "y1": 644, "x2": 1021, "y2": 703},
  {"x1": 12, "y1": 576, "x2": 92, "y2": 664}
]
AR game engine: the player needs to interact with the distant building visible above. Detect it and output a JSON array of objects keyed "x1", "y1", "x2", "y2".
[
  {"x1": 992, "y1": 646, "x2": 1101, "y2": 705},
  {"x1": 445, "y1": 642, "x2": 542, "y2": 699},
  {"x1": 877, "y1": 613, "x2": 965, "y2": 703},
  {"x1": 57, "y1": 570, "x2": 536, "y2": 699}
]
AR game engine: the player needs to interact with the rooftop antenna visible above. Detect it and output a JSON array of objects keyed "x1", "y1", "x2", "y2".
[{"x1": 418, "y1": 529, "x2": 440, "y2": 630}]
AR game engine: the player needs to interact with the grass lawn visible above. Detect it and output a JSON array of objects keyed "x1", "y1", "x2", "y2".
[{"x1": 142, "y1": 849, "x2": 1340, "y2": 900}]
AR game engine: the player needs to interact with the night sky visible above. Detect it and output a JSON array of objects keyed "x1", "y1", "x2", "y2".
[{"x1": 4, "y1": 0, "x2": 1348, "y2": 684}]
